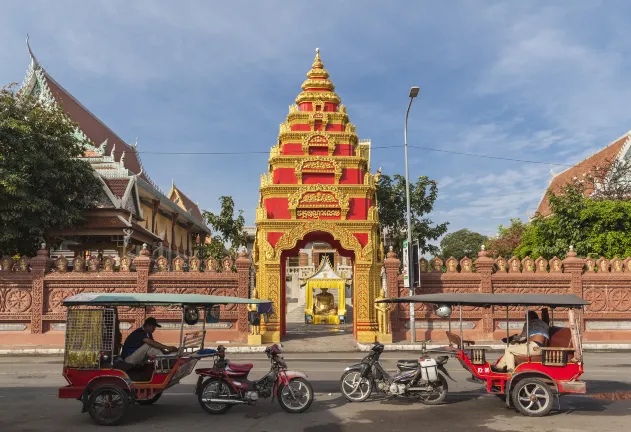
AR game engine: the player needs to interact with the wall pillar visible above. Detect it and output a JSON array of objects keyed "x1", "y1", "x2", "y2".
[
  {"x1": 30, "y1": 245, "x2": 50, "y2": 334},
  {"x1": 132, "y1": 244, "x2": 153, "y2": 328},
  {"x1": 384, "y1": 247, "x2": 401, "y2": 333},
  {"x1": 259, "y1": 262, "x2": 281, "y2": 343},
  {"x1": 235, "y1": 250, "x2": 251, "y2": 338},
  {"x1": 474, "y1": 246, "x2": 495, "y2": 336},
  {"x1": 562, "y1": 247, "x2": 586, "y2": 330},
  {"x1": 299, "y1": 251, "x2": 308, "y2": 267}
]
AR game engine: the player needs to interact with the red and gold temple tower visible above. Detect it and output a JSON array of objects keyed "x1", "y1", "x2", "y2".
[{"x1": 253, "y1": 49, "x2": 383, "y2": 343}]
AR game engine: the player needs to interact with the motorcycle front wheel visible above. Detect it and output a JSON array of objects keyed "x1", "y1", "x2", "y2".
[
  {"x1": 278, "y1": 378, "x2": 314, "y2": 413},
  {"x1": 340, "y1": 370, "x2": 372, "y2": 402},
  {"x1": 198, "y1": 378, "x2": 233, "y2": 415},
  {"x1": 418, "y1": 373, "x2": 448, "y2": 405}
]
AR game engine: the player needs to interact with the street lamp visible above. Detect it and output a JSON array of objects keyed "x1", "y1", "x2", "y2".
[{"x1": 404, "y1": 86, "x2": 419, "y2": 343}]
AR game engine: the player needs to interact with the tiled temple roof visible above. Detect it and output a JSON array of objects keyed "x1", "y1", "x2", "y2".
[{"x1": 536, "y1": 132, "x2": 631, "y2": 216}]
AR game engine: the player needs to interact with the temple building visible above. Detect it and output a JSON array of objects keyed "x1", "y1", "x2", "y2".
[
  {"x1": 20, "y1": 41, "x2": 211, "y2": 264},
  {"x1": 536, "y1": 130, "x2": 631, "y2": 216},
  {"x1": 253, "y1": 49, "x2": 383, "y2": 343}
]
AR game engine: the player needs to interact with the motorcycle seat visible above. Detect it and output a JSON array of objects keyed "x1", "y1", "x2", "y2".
[
  {"x1": 397, "y1": 360, "x2": 419, "y2": 370},
  {"x1": 227, "y1": 363, "x2": 254, "y2": 373}
]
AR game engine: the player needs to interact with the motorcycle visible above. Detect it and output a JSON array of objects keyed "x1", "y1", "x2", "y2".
[
  {"x1": 340, "y1": 341, "x2": 453, "y2": 404},
  {"x1": 195, "y1": 344, "x2": 314, "y2": 414}
]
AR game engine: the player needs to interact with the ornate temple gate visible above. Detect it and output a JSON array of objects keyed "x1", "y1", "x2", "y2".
[{"x1": 253, "y1": 50, "x2": 384, "y2": 343}]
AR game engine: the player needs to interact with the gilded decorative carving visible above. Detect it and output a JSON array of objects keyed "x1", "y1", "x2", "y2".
[
  {"x1": 205, "y1": 257, "x2": 218, "y2": 272},
  {"x1": 55, "y1": 257, "x2": 68, "y2": 273},
  {"x1": 297, "y1": 209, "x2": 341, "y2": 219},
  {"x1": 222, "y1": 257, "x2": 234, "y2": 272},
  {"x1": 549, "y1": 257, "x2": 562, "y2": 273},
  {"x1": 535, "y1": 257, "x2": 548, "y2": 273},
  {"x1": 189, "y1": 257, "x2": 200, "y2": 272},
  {"x1": 73, "y1": 257, "x2": 85, "y2": 272},
  {"x1": 88, "y1": 256, "x2": 99, "y2": 272},
  {"x1": 17, "y1": 257, "x2": 29, "y2": 272},
  {"x1": 287, "y1": 185, "x2": 350, "y2": 220},
  {"x1": 156, "y1": 256, "x2": 168, "y2": 272},
  {"x1": 460, "y1": 257, "x2": 472, "y2": 272},
  {"x1": 1, "y1": 256, "x2": 14, "y2": 272},
  {"x1": 172, "y1": 256, "x2": 185, "y2": 272},
  {"x1": 294, "y1": 157, "x2": 342, "y2": 184},
  {"x1": 103, "y1": 256, "x2": 115, "y2": 272},
  {"x1": 301, "y1": 132, "x2": 336, "y2": 155},
  {"x1": 508, "y1": 257, "x2": 521, "y2": 273},
  {"x1": 521, "y1": 256, "x2": 534, "y2": 272},
  {"x1": 495, "y1": 257, "x2": 507, "y2": 273},
  {"x1": 120, "y1": 256, "x2": 131, "y2": 272}
]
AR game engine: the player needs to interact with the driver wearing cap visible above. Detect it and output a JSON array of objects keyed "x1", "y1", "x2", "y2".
[{"x1": 122, "y1": 317, "x2": 179, "y2": 365}]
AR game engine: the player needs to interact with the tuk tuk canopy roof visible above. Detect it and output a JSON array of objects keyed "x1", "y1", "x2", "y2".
[
  {"x1": 63, "y1": 292, "x2": 272, "y2": 307},
  {"x1": 376, "y1": 293, "x2": 589, "y2": 308}
]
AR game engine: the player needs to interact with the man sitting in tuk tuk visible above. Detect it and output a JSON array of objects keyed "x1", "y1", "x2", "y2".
[
  {"x1": 122, "y1": 317, "x2": 179, "y2": 365},
  {"x1": 494, "y1": 311, "x2": 549, "y2": 372}
]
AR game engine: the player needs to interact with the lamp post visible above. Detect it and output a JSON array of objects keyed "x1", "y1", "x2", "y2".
[{"x1": 404, "y1": 86, "x2": 420, "y2": 343}]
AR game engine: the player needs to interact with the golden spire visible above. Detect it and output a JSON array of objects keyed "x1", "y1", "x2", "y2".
[
  {"x1": 298, "y1": 48, "x2": 338, "y2": 103},
  {"x1": 312, "y1": 47, "x2": 323, "y2": 69}
]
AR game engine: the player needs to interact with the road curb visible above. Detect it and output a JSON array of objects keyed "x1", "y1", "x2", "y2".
[
  {"x1": 2, "y1": 343, "x2": 631, "y2": 355},
  {"x1": 357, "y1": 343, "x2": 631, "y2": 352}
]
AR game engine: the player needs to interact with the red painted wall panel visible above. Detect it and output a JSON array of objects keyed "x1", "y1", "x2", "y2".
[
  {"x1": 326, "y1": 123, "x2": 344, "y2": 132},
  {"x1": 299, "y1": 103, "x2": 312, "y2": 111},
  {"x1": 264, "y1": 198, "x2": 291, "y2": 219},
  {"x1": 291, "y1": 124, "x2": 311, "y2": 131},
  {"x1": 348, "y1": 198, "x2": 369, "y2": 220},
  {"x1": 333, "y1": 144, "x2": 354, "y2": 156},
  {"x1": 340, "y1": 168, "x2": 363, "y2": 184},
  {"x1": 281, "y1": 143, "x2": 304, "y2": 155},
  {"x1": 267, "y1": 232, "x2": 284, "y2": 248},
  {"x1": 302, "y1": 173, "x2": 335, "y2": 184},
  {"x1": 353, "y1": 233, "x2": 369, "y2": 247},
  {"x1": 273, "y1": 168, "x2": 297, "y2": 184},
  {"x1": 308, "y1": 147, "x2": 329, "y2": 156}
]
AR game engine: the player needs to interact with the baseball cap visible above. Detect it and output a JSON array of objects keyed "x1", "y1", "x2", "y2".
[{"x1": 144, "y1": 317, "x2": 162, "y2": 328}]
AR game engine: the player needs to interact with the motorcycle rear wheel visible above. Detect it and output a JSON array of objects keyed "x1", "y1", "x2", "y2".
[
  {"x1": 340, "y1": 370, "x2": 372, "y2": 402},
  {"x1": 418, "y1": 373, "x2": 448, "y2": 405},
  {"x1": 198, "y1": 378, "x2": 233, "y2": 415}
]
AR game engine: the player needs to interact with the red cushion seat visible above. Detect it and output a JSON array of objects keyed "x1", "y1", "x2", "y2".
[{"x1": 228, "y1": 363, "x2": 253, "y2": 373}]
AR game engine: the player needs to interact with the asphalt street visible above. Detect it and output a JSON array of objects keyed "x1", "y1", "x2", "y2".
[{"x1": 0, "y1": 352, "x2": 630, "y2": 431}]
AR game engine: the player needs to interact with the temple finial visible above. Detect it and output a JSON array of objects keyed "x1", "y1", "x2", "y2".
[
  {"x1": 26, "y1": 33, "x2": 39, "y2": 67},
  {"x1": 171, "y1": 178, "x2": 174, "y2": 188},
  {"x1": 312, "y1": 47, "x2": 323, "y2": 69}
]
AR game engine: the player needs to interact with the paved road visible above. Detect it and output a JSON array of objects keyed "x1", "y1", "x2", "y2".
[{"x1": 1, "y1": 352, "x2": 630, "y2": 431}]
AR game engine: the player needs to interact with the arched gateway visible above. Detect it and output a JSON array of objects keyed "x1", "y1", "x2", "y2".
[{"x1": 253, "y1": 49, "x2": 383, "y2": 343}]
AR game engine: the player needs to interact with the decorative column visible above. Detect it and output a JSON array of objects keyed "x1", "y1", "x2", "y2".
[
  {"x1": 132, "y1": 244, "x2": 153, "y2": 328},
  {"x1": 474, "y1": 245, "x2": 495, "y2": 336},
  {"x1": 235, "y1": 249, "x2": 252, "y2": 342},
  {"x1": 30, "y1": 244, "x2": 50, "y2": 334},
  {"x1": 384, "y1": 247, "x2": 401, "y2": 334},
  {"x1": 299, "y1": 251, "x2": 308, "y2": 267},
  {"x1": 260, "y1": 262, "x2": 282, "y2": 343},
  {"x1": 562, "y1": 246, "x2": 586, "y2": 330}
]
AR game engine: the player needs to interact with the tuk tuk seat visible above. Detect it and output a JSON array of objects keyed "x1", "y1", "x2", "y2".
[{"x1": 514, "y1": 327, "x2": 574, "y2": 366}]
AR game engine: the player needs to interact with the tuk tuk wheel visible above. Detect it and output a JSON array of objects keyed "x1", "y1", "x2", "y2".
[
  {"x1": 87, "y1": 384, "x2": 130, "y2": 426},
  {"x1": 511, "y1": 378, "x2": 553, "y2": 417},
  {"x1": 136, "y1": 392, "x2": 162, "y2": 405}
]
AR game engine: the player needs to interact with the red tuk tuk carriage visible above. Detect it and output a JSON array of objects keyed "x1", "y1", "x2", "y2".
[
  {"x1": 379, "y1": 293, "x2": 589, "y2": 416},
  {"x1": 58, "y1": 292, "x2": 270, "y2": 425}
]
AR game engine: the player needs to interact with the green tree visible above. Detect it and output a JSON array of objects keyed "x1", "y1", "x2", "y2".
[
  {"x1": 485, "y1": 218, "x2": 527, "y2": 258},
  {"x1": 376, "y1": 174, "x2": 448, "y2": 257},
  {"x1": 202, "y1": 196, "x2": 248, "y2": 260},
  {"x1": 0, "y1": 84, "x2": 102, "y2": 256},
  {"x1": 516, "y1": 183, "x2": 631, "y2": 259},
  {"x1": 440, "y1": 228, "x2": 487, "y2": 261}
]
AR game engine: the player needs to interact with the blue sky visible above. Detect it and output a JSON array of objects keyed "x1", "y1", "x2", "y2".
[{"x1": 3, "y1": 1, "x2": 631, "y2": 243}]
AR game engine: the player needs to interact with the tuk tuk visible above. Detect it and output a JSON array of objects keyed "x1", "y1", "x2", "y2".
[
  {"x1": 378, "y1": 293, "x2": 589, "y2": 416},
  {"x1": 58, "y1": 292, "x2": 271, "y2": 425}
]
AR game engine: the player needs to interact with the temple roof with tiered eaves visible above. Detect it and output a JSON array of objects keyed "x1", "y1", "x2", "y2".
[{"x1": 20, "y1": 38, "x2": 208, "y2": 234}]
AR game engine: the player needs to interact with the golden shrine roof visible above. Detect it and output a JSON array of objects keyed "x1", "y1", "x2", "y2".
[{"x1": 296, "y1": 49, "x2": 340, "y2": 104}]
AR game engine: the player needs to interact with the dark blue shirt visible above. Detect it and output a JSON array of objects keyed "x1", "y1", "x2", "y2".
[{"x1": 122, "y1": 328, "x2": 153, "y2": 358}]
